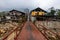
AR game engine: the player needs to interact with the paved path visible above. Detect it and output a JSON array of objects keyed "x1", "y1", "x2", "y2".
[{"x1": 16, "y1": 22, "x2": 47, "y2": 40}]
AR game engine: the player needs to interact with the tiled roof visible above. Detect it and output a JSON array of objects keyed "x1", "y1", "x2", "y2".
[
  {"x1": 31, "y1": 7, "x2": 47, "y2": 13},
  {"x1": 9, "y1": 9, "x2": 25, "y2": 14}
]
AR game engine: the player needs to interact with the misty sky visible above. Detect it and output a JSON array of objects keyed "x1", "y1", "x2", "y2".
[{"x1": 0, "y1": 0, "x2": 60, "y2": 11}]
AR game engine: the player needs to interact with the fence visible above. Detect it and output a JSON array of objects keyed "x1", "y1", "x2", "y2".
[
  {"x1": 2, "y1": 23, "x2": 24, "y2": 40},
  {"x1": 35, "y1": 21, "x2": 60, "y2": 40}
]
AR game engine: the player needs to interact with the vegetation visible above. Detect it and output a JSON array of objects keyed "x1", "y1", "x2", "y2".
[
  {"x1": 0, "y1": 11, "x2": 6, "y2": 17},
  {"x1": 47, "y1": 7, "x2": 56, "y2": 16},
  {"x1": 57, "y1": 10, "x2": 60, "y2": 16},
  {"x1": 46, "y1": 7, "x2": 60, "y2": 17}
]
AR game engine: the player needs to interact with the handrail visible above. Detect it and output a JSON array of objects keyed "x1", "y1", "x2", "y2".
[
  {"x1": 2, "y1": 22, "x2": 25, "y2": 40},
  {"x1": 36, "y1": 21, "x2": 60, "y2": 35},
  {"x1": 30, "y1": 21, "x2": 48, "y2": 40},
  {"x1": 14, "y1": 22, "x2": 26, "y2": 40},
  {"x1": 39, "y1": 24, "x2": 60, "y2": 40},
  {"x1": 39, "y1": 21, "x2": 60, "y2": 35},
  {"x1": 35, "y1": 21, "x2": 60, "y2": 40}
]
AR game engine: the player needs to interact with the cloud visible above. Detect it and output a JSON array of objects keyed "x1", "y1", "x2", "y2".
[{"x1": 0, "y1": 0, "x2": 60, "y2": 11}]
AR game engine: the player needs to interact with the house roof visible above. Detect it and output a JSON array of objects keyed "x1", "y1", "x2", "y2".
[
  {"x1": 9, "y1": 9, "x2": 25, "y2": 15},
  {"x1": 31, "y1": 7, "x2": 47, "y2": 13}
]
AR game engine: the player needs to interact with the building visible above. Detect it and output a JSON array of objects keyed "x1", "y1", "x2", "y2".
[
  {"x1": 30, "y1": 7, "x2": 47, "y2": 22},
  {"x1": 7, "y1": 9, "x2": 26, "y2": 22},
  {"x1": 0, "y1": 9, "x2": 26, "y2": 23}
]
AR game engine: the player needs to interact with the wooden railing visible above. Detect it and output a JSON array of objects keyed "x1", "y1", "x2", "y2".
[
  {"x1": 40, "y1": 24, "x2": 60, "y2": 40},
  {"x1": 31, "y1": 21, "x2": 49, "y2": 40},
  {"x1": 2, "y1": 23, "x2": 25, "y2": 40},
  {"x1": 35, "y1": 21, "x2": 60, "y2": 40}
]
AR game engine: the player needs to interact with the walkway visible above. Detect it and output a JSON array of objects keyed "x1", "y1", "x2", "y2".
[{"x1": 16, "y1": 22, "x2": 47, "y2": 40}]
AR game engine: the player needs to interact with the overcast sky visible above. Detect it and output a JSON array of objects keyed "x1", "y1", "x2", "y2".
[{"x1": 0, "y1": 0, "x2": 60, "y2": 11}]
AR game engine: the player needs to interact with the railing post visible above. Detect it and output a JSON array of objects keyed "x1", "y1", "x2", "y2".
[{"x1": 15, "y1": 28, "x2": 17, "y2": 40}]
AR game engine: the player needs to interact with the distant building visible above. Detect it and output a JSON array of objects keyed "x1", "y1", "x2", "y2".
[
  {"x1": 30, "y1": 7, "x2": 47, "y2": 22},
  {"x1": 9, "y1": 9, "x2": 25, "y2": 16},
  {"x1": 0, "y1": 9, "x2": 26, "y2": 23},
  {"x1": 6, "y1": 9, "x2": 25, "y2": 20}
]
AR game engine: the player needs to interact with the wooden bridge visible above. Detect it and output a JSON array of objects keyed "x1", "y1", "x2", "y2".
[{"x1": 2, "y1": 21, "x2": 60, "y2": 40}]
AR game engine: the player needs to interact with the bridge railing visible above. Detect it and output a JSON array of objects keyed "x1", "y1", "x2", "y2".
[
  {"x1": 35, "y1": 21, "x2": 60, "y2": 40},
  {"x1": 2, "y1": 23, "x2": 24, "y2": 40}
]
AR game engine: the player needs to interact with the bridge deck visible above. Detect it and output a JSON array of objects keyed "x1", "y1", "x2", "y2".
[{"x1": 16, "y1": 22, "x2": 47, "y2": 40}]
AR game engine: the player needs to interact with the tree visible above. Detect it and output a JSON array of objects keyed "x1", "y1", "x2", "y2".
[
  {"x1": 57, "y1": 10, "x2": 60, "y2": 17},
  {"x1": 47, "y1": 7, "x2": 56, "y2": 16},
  {"x1": 50, "y1": 9, "x2": 56, "y2": 16}
]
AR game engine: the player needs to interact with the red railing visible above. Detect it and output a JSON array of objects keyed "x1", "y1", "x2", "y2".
[
  {"x1": 2, "y1": 23, "x2": 25, "y2": 40},
  {"x1": 31, "y1": 21, "x2": 49, "y2": 40},
  {"x1": 35, "y1": 21, "x2": 60, "y2": 40}
]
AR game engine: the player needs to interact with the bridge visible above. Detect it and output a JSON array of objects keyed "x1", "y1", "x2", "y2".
[
  {"x1": 15, "y1": 21, "x2": 47, "y2": 40},
  {"x1": 1, "y1": 13, "x2": 60, "y2": 40},
  {"x1": 2, "y1": 21, "x2": 48, "y2": 40}
]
